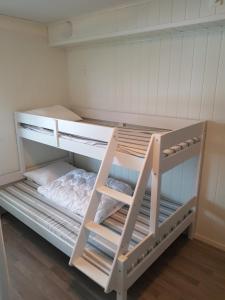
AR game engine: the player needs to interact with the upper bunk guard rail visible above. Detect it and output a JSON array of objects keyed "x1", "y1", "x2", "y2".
[
  {"x1": 69, "y1": 128, "x2": 155, "y2": 293},
  {"x1": 161, "y1": 122, "x2": 204, "y2": 149},
  {"x1": 58, "y1": 120, "x2": 112, "y2": 142},
  {"x1": 15, "y1": 111, "x2": 150, "y2": 171},
  {"x1": 15, "y1": 112, "x2": 56, "y2": 130},
  {"x1": 159, "y1": 122, "x2": 205, "y2": 173},
  {"x1": 15, "y1": 111, "x2": 59, "y2": 147}
]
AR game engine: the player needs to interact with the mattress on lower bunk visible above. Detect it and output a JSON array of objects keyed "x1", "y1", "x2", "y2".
[{"x1": 0, "y1": 179, "x2": 185, "y2": 255}]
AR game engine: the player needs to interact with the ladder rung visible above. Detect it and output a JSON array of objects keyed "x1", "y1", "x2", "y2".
[
  {"x1": 97, "y1": 186, "x2": 133, "y2": 205},
  {"x1": 74, "y1": 257, "x2": 109, "y2": 288},
  {"x1": 86, "y1": 222, "x2": 121, "y2": 246},
  {"x1": 84, "y1": 248, "x2": 112, "y2": 272}
]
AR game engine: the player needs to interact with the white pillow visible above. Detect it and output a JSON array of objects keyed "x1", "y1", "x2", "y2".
[
  {"x1": 24, "y1": 160, "x2": 75, "y2": 186},
  {"x1": 27, "y1": 105, "x2": 82, "y2": 121}
]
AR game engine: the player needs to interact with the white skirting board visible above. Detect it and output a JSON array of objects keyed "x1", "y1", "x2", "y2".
[{"x1": 194, "y1": 233, "x2": 225, "y2": 252}]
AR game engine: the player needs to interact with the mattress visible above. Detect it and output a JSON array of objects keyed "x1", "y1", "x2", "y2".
[{"x1": 0, "y1": 179, "x2": 183, "y2": 258}]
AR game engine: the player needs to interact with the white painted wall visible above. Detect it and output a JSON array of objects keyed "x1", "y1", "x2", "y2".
[
  {"x1": 0, "y1": 16, "x2": 69, "y2": 176},
  {"x1": 66, "y1": 0, "x2": 225, "y2": 250}
]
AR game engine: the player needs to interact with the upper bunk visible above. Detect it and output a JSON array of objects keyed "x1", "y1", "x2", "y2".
[{"x1": 15, "y1": 106, "x2": 205, "y2": 173}]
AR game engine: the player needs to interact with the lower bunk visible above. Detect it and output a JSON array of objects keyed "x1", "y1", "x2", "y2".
[{"x1": 0, "y1": 179, "x2": 195, "y2": 299}]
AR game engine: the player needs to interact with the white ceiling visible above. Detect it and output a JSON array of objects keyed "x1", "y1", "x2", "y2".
[{"x1": 0, "y1": 0, "x2": 140, "y2": 23}]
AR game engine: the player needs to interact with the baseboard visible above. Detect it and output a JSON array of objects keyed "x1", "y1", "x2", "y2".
[
  {"x1": 194, "y1": 233, "x2": 225, "y2": 252},
  {"x1": 0, "y1": 171, "x2": 24, "y2": 187}
]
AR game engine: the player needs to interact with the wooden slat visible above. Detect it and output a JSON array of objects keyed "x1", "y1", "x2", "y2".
[
  {"x1": 97, "y1": 186, "x2": 133, "y2": 205},
  {"x1": 83, "y1": 249, "x2": 112, "y2": 274},
  {"x1": 15, "y1": 112, "x2": 56, "y2": 130},
  {"x1": 18, "y1": 128, "x2": 57, "y2": 147},
  {"x1": 74, "y1": 257, "x2": 109, "y2": 288},
  {"x1": 85, "y1": 222, "x2": 121, "y2": 246},
  {"x1": 160, "y1": 142, "x2": 201, "y2": 172},
  {"x1": 117, "y1": 146, "x2": 146, "y2": 156},
  {"x1": 117, "y1": 141, "x2": 148, "y2": 150},
  {"x1": 58, "y1": 120, "x2": 113, "y2": 142},
  {"x1": 118, "y1": 133, "x2": 151, "y2": 142}
]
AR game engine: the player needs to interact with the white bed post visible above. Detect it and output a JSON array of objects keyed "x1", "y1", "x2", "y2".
[
  {"x1": 188, "y1": 122, "x2": 206, "y2": 239},
  {"x1": 116, "y1": 255, "x2": 127, "y2": 300},
  {"x1": 150, "y1": 134, "x2": 162, "y2": 235},
  {"x1": 15, "y1": 113, "x2": 26, "y2": 174}
]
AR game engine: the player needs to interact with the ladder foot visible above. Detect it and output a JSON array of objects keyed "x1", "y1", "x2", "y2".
[{"x1": 117, "y1": 290, "x2": 127, "y2": 300}]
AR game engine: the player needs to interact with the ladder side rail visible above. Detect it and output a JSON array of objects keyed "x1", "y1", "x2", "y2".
[
  {"x1": 117, "y1": 135, "x2": 155, "y2": 254},
  {"x1": 106, "y1": 136, "x2": 155, "y2": 292},
  {"x1": 150, "y1": 134, "x2": 162, "y2": 236},
  {"x1": 69, "y1": 128, "x2": 117, "y2": 265}
]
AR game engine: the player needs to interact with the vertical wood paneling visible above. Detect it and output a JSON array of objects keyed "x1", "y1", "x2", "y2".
[
  {"x1": 166, "y1": 34, "x2": 183, "y2": 116},
  {"x1": 200, "y1": 29, "x2": 222, "y2": 120},
  {"x1": 213, "y1": 30, "x2": 225, "y2": 121},
  {"x1": 147, "y1": 0, "x2": 160, "y2": 27},
  {"x1": 119, "y1": 43, "x2": 131, "y2": 112},
  {"x1": 147, "y1": 38, "x2": 160, "y2": 115},
  {"x1": 159, "y1": 0, "x2": 172, "y2": 24},
  {"x1": 200, "y1": 0, "x2": 216, "y2": 17},
  {"x1": 176, "y1": 33, "x2": 194, "y2": 118},
  {"x1": 172, "y1": 0, "x2": 187, "y2": 22},
  {"x1": 185, "y1": 0, "x2": 201, "y2": 19},
  {"x1": 67, "y1": 0, "x2": 225, "y2": 250},
  {"x1": 68, "y1": 27, "x2": 225, "y2": 121},
  {"x1": 116, "y1": 4, "x2": 138, "y2": 32},
  {"x1": 188, "y1": 30, "x2": 208, "y2": 119},
  {"x1": 138, "y1": 41, "x2": 150, "y2": 114},
  {"x1": 156, "y1": 36, "x2": 172, "y2": 115}
]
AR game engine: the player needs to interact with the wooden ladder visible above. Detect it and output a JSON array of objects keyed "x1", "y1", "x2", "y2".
[{"x1": 69, "y1": 128, "x2": 155, "y2": 293}]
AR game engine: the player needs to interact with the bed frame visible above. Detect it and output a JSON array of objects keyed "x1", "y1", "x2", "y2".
[{"x1": 0, "y1": 109, "x2": 206, "y2": 300}]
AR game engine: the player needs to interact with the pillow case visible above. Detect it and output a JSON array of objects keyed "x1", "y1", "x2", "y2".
[
  {"x1": 38, "y1": 168, "x2": 133, "y2": 223},
  {"x1": 27, "y1": 105, "x2": 82, "y2": 121},
  {"x1": 24, "y1": 160, "x2": 75, "y2": 186}
]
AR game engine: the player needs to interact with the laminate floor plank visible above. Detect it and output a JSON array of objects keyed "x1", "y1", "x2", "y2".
[{"x1": 2, "y1": 214, "x2": 225, "y2": 300}]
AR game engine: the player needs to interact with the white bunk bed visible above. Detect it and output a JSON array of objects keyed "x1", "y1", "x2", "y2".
[{"x1": 0, "y1": 108, "x2": 205, "y2": 300}]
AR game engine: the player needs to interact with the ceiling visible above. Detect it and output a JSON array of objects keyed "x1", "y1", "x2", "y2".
[{"x1": 0, "y1": 0, "x2": 141, "y2": 23}]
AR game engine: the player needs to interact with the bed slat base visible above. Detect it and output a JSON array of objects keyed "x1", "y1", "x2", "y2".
[{"x1": 0, "y1": 178, "x2": 194, "y2": 299}]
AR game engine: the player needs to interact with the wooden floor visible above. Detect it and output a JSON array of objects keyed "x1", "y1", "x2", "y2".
[{"x1": 2, "y1": 213, "x2": 225, "y2": 300}]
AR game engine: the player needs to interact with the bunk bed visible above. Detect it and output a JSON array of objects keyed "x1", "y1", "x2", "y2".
[{"x1": 0, "y1": 107, "x2": 205, "y2": 300}]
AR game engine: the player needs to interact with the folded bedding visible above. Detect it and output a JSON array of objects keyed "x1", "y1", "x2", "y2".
[{"x1": 37, "y1": 168, "x2": 133, "y2": 223}]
